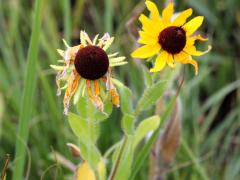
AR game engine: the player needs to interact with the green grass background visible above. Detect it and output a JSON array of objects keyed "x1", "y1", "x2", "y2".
[{"x1": 0, "y1": 0, "x2": 240, "y2": 179}]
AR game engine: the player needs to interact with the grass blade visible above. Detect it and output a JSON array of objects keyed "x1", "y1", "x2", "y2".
[
  {"x1": 104, "y1": 0, "x2": 113, "y2": 33},
  {"x1": 12, "y1": 0, "x2": 44, "y2": 179},
  {"x1": 62, "y1": 0, "x2": 71, "y2": 42}
]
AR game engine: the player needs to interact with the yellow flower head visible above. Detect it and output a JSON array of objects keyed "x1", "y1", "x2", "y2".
[
  {"x1": 51, "y1": 31, "x2": 127, "y2": 115},
  {"x1": 131, "y1": 1, "x2": 211, "y2": 75}
]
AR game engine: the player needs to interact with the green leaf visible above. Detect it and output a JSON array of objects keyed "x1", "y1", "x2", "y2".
[
  {"x1": 121, "y1": 114, "x2": 135, "y2": 135},
  {"x1": 133, "y1": 115, "x2": 160, "y2": 149},
  {"x1": 77, "y1": 96, "x2": 112, "y2": 122},
  {"x1": 136, "y1": 80, "x2": 167, "y2": 114},
  {"x1": 68, "y1": 112, "x2": 101, "y2": 169},
  {"x1": 111, "y1": 136, "x2": 134, "y2": 180},
  {"x1": 79, "y1": 140, "x2": 101, "y2": 169},
  {"x1": 141, "y1": 65, "x2": 152, "y2": 87},
  {"x1": 130, "y1": 94, "x2": 177, "y2": 180},
  {"x1": 111, "y1": 140, "x2": 122, "y2": 163},
  {"x1": 112, "y1": 79, "x2": 134, "y2": 115},
  {"x1": 68, "y1": 112, "x2": 99, "y2": 143}
]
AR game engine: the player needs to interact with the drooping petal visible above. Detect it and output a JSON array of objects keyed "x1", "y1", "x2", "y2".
[
  {"x1": 50, "y1": 65, "x2": 65, "y2": 71},
  {"x1": 103, "y1": 37, "x2": 114, "y2": 51},
  {"x1": 175, "y1": 52, "x2": 198, "y2": 75},
  {"x1": 57, "y1": 49, "x2": 65, "y2": 57},
  {"x1": 145, "y1": 0, "x2": 160, "y2": 20},
  {"x1": 62, "y1": 39, "x2": 70, "y2": 48},
  {"x1": 172, "y1": 8, "x2": 193, "y2": 26},
  {"x1": 86, "y1": 80, "x2": 104, "y2": 112},
  {"x1": 184, "y1": 45, "x2": 212, "y2": 56},
  {"x1": 104, "y1": 71, "x2": 120, "y2": 107},
  {"x1": 131, "y1": 44, "x2": 161, "y2": 58},
  {"x1": 109, "y1": 89, "x2": 120, "y2": 107},
  {"x1": 92, "y1": 34, "x2": 99, "y2": 45},
  {"x1": 162, "y1": 2, "x2": 174, "y2": 25},
  {"x1": 64, "y1": 45, "x2": 81, "y2": 62},
  {"x1": 63, "y1": 71, "x2": 81, "y2": 115},
  {"x1": 183, "y1": 16, "x2": 204, "y2": 36},
  {"x1": 108, "y1": 52, "x2": 119, "y2": 58},
  {"x1": 83, "y1": 31, "x2": 93, "y2": 44},
  {"x1": 186, "y1": 34, "x2": 208, "y2": 46},
  {"x1": 80, "y1": 31, "x2": 87, "y2": 46},
  {"x1": 110, "y1": 56, "x2": 127, "y2": 67},
  {"x1": 150, "y1": 51, "x2": 168, "y2": 72}
]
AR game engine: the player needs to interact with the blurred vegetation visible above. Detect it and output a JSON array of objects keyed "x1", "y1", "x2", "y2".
[{"x1": 0, "y1": 0, "x2": 240, "y2": 179}]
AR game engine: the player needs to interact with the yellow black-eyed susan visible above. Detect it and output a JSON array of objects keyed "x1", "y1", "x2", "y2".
[
  {"x1": 51, "y1": 31, "x2": 127, "y2": 115},
  {"x1": 131, "y1": 0, "x2": 211, "y2": 75}
]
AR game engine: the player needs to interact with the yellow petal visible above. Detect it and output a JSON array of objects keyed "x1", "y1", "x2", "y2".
[
  {"x1": 186, "y1": 34, "x2": 208, "y2": 46},
  {"x1": 109, "y1": 89, "x2": 120, "y2": 107},
  {"x1": 184, "y1": 45, "x2": 211, "y2": 56},
  {"x1": 57, "y1": 49, "x2": 65, "y2": 57},
  {"x1": 150, "y1": 51, "x2": 168, "y2": 72},
  {"x1": 139, "y1": 14, "x2": 161, "y2": 36},
  {"x1": 183, "y1": 16, "x2": 204, "y2": 36},
  {"x1": 162, "y1": 2, "x2": 174, "y2": 25},
  {"x1": 63, "y1": 72, "x2": 80, "y2": 115},
  {"x1": 138, "y1": 31, "x2": 158, "y2": 45},
  {"x1": 175, "y1": 52, "x2": 198, "y2": 75},
  {"x1": 172, "y1": 8, "x2": 193, "y2": 26},
  {"x1": 145, "y1": 0, "x2": 160, "y2": 20},
  {"x1": 193, "y1": 34, "x2": 208, "y2": 41},
  {"x1": 167, "y1": 54, "x2": 176, "y2": 68},
  {"x1": 76, "y1": 162, "x2": 96, "y2": 180},
  {"x1": 175, "y1": 51, "x2": 188, "y2": 62},
  {"x1": 131, "y1": 44, "x2": 161, "y2": 58}
]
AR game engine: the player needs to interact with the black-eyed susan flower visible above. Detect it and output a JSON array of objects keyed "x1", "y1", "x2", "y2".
[
  {"x1": 131, "y1": 0, "x2": 211, "y2": 75},
  {"x1": 51, "y1": 31, "x2": 127, "y2": 115}
]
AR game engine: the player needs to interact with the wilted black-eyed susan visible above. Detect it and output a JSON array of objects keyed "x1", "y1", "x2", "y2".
[
  {"x1": 51, "y1": 31, "x2": 127, "y2": 115},
  {"x1": 131, "y1": 0, "x2": 211, "y2": 75}
]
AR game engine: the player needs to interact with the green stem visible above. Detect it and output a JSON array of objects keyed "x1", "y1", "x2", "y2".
[
  {"x1": 109, "y1": 137, "x2": 127, "y2": 180},
  {"x1": 104, "y1": 142, "x2": 121, "y2": 159},
  {"x1": 130, "y1": 78, "x2": 184, "y2": 179},
  {"x1": 12, "y1": 0, "x2": 43, "y2": 179}
]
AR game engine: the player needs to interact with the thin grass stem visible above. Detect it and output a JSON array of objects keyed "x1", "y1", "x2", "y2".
[{"x1": 12, "y1": 0, "x2": 44, "y2": 179}]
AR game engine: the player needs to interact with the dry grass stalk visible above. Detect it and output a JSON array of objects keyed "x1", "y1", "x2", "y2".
[{"x1": 149, "y1": 91, "x2": 182, "y2": 180}]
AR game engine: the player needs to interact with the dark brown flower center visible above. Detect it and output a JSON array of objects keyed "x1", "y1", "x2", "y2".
[
  {"x1": 158, "y1": 26, "x2": 186, "y2": 54},
  {"x1": 74, "y1": 45, "x2": 109, "y2": 80}
]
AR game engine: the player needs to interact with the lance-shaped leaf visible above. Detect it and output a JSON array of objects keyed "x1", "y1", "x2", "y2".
[
  {"x1": 68, "y1": 112, "x2": 101, "y2": 168},
  {"x1": 141, "y1": 64, "x2": 153, "y2": 87},
  {"x1": 110, "y1": 136, "x2": 134, "y2": 180},
  {"x1": 78, "y1": 140, "x2": 101, "y2": 169},
  {"x1": 121, "y1": 114, "x2": 135, "y2": 135},
  {"x1": 77, "y1": 96, "x2": 112, "y2": 122},
  {"x1": 68, "y1": 112, "x2": 99, "y2": 143},
  {"x1": 133, "y1": 115, "x2": 161, "y2": 149},
  {"x1": 136, "y1": 80, "x2": 167, "y2": 114}
]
